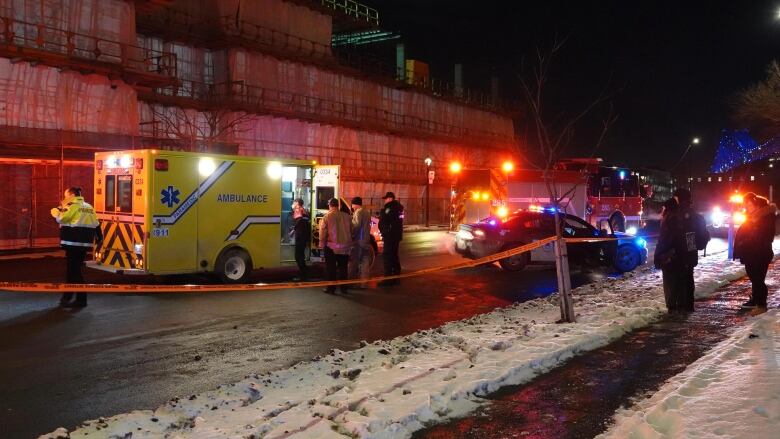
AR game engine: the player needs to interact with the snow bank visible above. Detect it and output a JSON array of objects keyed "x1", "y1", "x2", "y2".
[
  {"x1": 43, "y1": 251, "x2": 755, "y2": 439},
  {"x1": 599, "y1": 309, "x2": 780, "y2": 439}
]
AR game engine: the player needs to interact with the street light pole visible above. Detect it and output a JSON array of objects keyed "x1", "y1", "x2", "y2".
[
  {"x1": 424, "y1": 157, "x2": 432, "y2": 227},
  {"x1": 688, "y1": 137, "x2": 700, "y2": 189}
]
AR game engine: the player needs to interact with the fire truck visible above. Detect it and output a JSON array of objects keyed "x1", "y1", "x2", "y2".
[
  {"x1": 451, "y1": 158, "x2": 645, "y2": 232},
  {"x1": 87, "y1": 149, "x2": 339, "y2": 282}
]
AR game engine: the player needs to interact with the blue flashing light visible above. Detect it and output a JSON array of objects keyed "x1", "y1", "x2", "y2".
[
  {"x1": 619, "y1": 170, "x2": 626, "y2": 180},
  {"x1": 489, "y1": 220, "x2": 497, "y2": 226},
  {"x1": 636, "y1": 237, "x2": 647, "y2": 248}
]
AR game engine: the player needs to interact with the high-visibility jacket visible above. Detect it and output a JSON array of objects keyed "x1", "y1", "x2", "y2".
[{"x1": 51, "y1": 196, "x2": 101, "y2": 249}]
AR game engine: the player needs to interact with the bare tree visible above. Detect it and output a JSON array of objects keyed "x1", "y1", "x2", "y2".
[
  {"x1": 518, "y1": 37, "x2": 618, "y2": 323},
  {"x1": 732, "y1": 60, "x2": 780, "y2": 140},
  {"x1": 149, "y1": 105, "x2": 255, "y2": 153}
]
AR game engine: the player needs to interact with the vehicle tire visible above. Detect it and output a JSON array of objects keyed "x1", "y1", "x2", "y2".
[
  {"x1": 215, "y1": 247, "x2": 253, "y2": 283},
  {"x1": 613, "y1": 244, "x2": 641, "y2": 273},
  {"x1": 498, "y1": 244, "x2": 529, "y2": 271}
]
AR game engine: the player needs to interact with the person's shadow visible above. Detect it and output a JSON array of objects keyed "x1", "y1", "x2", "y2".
[{"x1": 0, "y1": 308, "x2": 82, "y2": 351}]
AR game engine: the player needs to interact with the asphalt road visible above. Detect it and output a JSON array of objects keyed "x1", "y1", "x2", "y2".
[{"x1": 0, "y1": 231, "x2": 660, "y2": 438}]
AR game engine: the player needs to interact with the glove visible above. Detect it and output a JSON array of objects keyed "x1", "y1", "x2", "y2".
[{"x1": 50, "y1": 207, "x2": 61, "y2": 218}]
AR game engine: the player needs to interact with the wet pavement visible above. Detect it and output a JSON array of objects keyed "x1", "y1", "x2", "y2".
[
  {"x1": 416, "y1": 259, "x2": 778, "y2": 439},
  {"x1": 0, "y1": 231, "x2": 628, "y2": 438}
]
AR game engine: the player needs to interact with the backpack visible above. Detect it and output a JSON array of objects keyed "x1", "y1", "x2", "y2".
[{"x1": 681, "y1": 211, "x2": 709, "y2": 251}]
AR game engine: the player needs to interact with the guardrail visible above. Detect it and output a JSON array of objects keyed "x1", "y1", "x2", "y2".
[{"x1": 0, "y1": 16, "x2": 177, "y2": 80}]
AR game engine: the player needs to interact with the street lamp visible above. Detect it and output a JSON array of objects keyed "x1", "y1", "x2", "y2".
[
  {"x1": 424, "y1": 156, "x2": 433, "y2": 227},
  {"x1": 449, "y1": 161, "x2": 462, "y2": 230},
  {"x1": 688, "y1": 137, "x2": 700, "y2": 188}
]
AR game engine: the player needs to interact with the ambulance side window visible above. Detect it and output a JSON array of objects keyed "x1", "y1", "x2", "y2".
[
  {"x1": 316, "y1": 186, "x2": 334, "y2": 210},
  {"x1": 117, "y1": 175, "x2": 133, "y2": 212},
  {"x1": 105, "y1": 175, "x2": 116, "y2": 211}
]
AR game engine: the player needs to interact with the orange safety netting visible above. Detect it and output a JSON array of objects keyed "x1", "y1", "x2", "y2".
[
  {"x1": 0, "y1": 59, "x2": 139, "y2": 134},
  {"x1": 228, "y1": 49, "x2": 515, "y2": 141}
]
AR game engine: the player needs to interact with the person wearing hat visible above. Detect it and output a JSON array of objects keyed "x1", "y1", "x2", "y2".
[
  {"x1": 350, "y1": 196, "x2": 373, "y2": 288},
  {"x1": 656, "y1": 188, "x2": 709, "y2": 312},
  {"x1": 378, "y1": 191, "x2": 404, "y2": 285},
  {"x1": 733, "y1": 192, "x2": 777, "y2": 311},
  {"x1": 319, "y1": 197, "x2": 353, "y2": 293}
]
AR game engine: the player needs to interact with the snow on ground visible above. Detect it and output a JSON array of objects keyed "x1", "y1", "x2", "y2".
[
  {"x1": 42, "y1": 249, "x2": 761, "y2": 439},
  {"x1": 599, "y1": 309, "x2": 780, "y2": 439}
]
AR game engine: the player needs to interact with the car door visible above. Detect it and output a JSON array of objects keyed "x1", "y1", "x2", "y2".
[
  {"x1": 526, "y1": 212, "x2": 557, "y2": 262},
  {"x1": 562, "y1": 214, "x2": 602, "y2": 265}
]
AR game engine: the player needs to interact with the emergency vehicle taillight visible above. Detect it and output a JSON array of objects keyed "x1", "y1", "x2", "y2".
[
  {"x1": 155, "y1": 159, "x2": 168, "y2": 171},
  {"x1": 96, "y1": 160, "x2": 103, "y2": 171},
  {"x1": 135, "y1": 158, "x2": 143, "y2": 170}
]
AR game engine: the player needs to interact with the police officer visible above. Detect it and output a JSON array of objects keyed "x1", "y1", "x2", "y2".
[
  {"x1": 378, "y1": 191, "x2": 403, "y2": 285},
  {"x1": 51, "y1": 186, "x2": 101, "y2": 308}
]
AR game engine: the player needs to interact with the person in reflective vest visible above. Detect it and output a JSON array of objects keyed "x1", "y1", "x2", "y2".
[{"x1": 50, "y1": 186, "x2": 102, "y2": 308}]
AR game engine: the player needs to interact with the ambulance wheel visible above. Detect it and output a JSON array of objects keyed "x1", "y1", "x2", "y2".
[{"x1": 216, "y1": 248, "x2": 253, "y2": 283}]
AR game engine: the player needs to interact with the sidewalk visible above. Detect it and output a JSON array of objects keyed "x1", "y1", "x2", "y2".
[{"x1": 417, "y1": 260, "x2": 780, "y2": 439}]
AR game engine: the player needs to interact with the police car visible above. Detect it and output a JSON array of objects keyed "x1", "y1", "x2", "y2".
[{"x1": 455, "y1": 208, "x2": 647, "y2": 272}]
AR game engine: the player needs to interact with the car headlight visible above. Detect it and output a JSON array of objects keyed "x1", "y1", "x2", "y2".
[
  {"x1": 626, "y1": 226, "x2": 638, "y2": 235},
  {"x1": 457, "y1": 230, "x2": 474, "y2": 240},
  {"x1": 473, "y1": 229, "x2": 485, "y2": 238}
]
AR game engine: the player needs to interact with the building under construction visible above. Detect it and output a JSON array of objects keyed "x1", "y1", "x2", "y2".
[{"x1": 0, "y1": 0, "x2": 517, "y2": 249}]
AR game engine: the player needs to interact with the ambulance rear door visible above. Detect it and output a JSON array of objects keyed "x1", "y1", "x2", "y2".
[
  {"x1": 148, "y1": 153, "x2": 199, "y2": 273},
  {"x1": 93, "y1": 151, "x2": 146, "y2": 272},
  {"x1": 311, "y1": 165, "x2": 340, "y2": 261}
]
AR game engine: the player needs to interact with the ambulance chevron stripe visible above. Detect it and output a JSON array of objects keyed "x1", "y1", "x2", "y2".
[
  {"x1": 226, "y1": 216, "x2": 281, "y2": 241},
  {"x1": 100, "y1": 221, "x2": 145, "y2": 269},
  {"x1": 153, "y1": 161, "x2": 234, "y2": 226}
]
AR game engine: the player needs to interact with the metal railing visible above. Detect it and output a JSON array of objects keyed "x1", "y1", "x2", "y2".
[
  {"x1": 142, "y1": 79, "x2": 516, "y2": 145},
  {"x1": 0, "y1": 16, "x2": 177, "y2": 80},
  {"x1": 136, "y1": 9, "x2": 514, "y2": 113},
  {"x1": 320, "y1": 0, "x2": 379, "y2": 26}
]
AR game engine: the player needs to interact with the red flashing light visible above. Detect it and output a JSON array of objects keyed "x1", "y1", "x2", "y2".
[
  {"x1": 96, "y1": 160, "x2": 103, "y2": 171},
  {"x1": 135, "y1": 158, "x2": 143, "y2": 170},
  {"x1": 154, "y1": 159, "x2": 169, "y2": 171}
]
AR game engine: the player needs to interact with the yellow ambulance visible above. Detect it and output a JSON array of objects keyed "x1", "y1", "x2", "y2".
[{"x1": 87, "y1": 149, "x2": 340, "y2": 282}]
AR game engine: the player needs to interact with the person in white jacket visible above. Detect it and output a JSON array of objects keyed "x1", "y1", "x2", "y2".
[{"x1": 319, "y1": 198, "x2": 353, "y2": 293}]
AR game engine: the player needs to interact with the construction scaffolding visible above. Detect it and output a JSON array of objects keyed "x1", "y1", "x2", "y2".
[{"x1": 0, "y1": 0, "x2": 519, "y2": 249}]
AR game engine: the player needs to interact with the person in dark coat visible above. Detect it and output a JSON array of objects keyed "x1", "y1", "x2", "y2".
[
  {"x1": 291, "y1": 198, "x2": 311, "y2": 281},
  {"x1": 655, "y1": 198, "x2": 686, "y2": 312},
  {"x1": 654, "y1": 189, "x2": 709, "y2": 313},
  {"x1": 378, "y1": 191, "x2": 403, "y2": 285},
  {"x1": 733, "y1": 193, "x2": 777, "y2": 309}
]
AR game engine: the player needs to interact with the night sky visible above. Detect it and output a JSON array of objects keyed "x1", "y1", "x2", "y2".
[{"x1": 366, "y1": 0, "x2": 780, "y2": 173}]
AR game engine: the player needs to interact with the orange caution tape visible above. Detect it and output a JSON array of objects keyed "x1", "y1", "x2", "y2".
[
  {"x1": 0, "y1": 234, "x2": 651, "y2": 293},
  {"x1": 0, "y1": 237, "x2": 557, "y2": 293}
]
